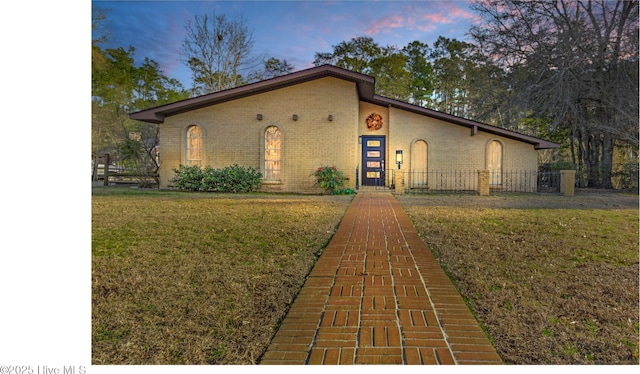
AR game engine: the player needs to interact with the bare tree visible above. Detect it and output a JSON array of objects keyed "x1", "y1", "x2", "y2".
[
  {"x1": 181, "y1": 13, "x2": 257, "y2": 94},
  {"x1": 470, "y1": 0, "x2": 639, "y2": 188}
]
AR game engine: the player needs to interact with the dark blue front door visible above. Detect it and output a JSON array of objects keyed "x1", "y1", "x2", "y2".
[{"x1": 362, "y1": 136, "x2": 385, "y2": 186}]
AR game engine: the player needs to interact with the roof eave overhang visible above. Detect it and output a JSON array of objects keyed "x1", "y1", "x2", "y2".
[
  {"x1": 129, "y1": 64, "x2": 559, "y2": 150},
  {"x1": 370, "y1": 95, "x2": 561, "y2": 150},
  {"x1": 130, "y1": 65, "x2": 375, "y2": 122}
]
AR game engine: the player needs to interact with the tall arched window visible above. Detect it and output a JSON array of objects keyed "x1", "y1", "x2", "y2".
[
  {"x1": 265, "y1": 126, "x2": 281, "y2": 180},
  {"x1": 186, "y1": 125, "x2": 203, "y2": 166},
  {"x1": 411, "y1": 140, "x2": 428, "y2": 187},
  {"x1": 487, "y1": 140, "x2": 502, "y2": 186}
]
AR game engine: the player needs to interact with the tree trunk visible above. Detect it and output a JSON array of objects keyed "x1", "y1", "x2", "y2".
[
  {"x1": 601, "y1": 132, "x2": 614, "y2": 189},
  {"x1": 587, "y1": 132, "x2": 602, "y2": 188},
  {"x1": 576, "y1": 127, "x2": 586, "y2": 187},
  {"x1": 570, "y1": 124, "x2": 576, "y2": 166}
]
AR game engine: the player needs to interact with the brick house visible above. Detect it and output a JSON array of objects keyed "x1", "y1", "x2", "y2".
[{"x1": 130, "y1": 65, "x2": 559, "y2": 193}]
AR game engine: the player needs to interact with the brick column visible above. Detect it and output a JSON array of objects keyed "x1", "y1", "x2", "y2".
[
  {"x1": 560, "y1": 170, "x2": 576, "y2": 196},
  {"x1": 395, "y1": 170, "x2": 405, "y2": 194},
  {"x1": 477, "y1": 170, "x2": 490, "y2": 196}
]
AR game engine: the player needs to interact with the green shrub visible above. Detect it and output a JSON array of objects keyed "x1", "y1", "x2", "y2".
[
  {"x1": 171, "y1": 164, "x2": 262, "y2": 192},
  {"x1": 312, "y1": 166, "x2": 347, "y2": 194},
  {"x1": 333, "y1": 188, "x2": 355, "y2": 195},
  {"x1": 214, "y1": 164, "x2": 262, "y2": 193},
  {"x1": 549, "y1": 160, "x2": 576, "y2": 171},
  {"x1": 171, "y1": 165, "x2": 206, "y2": 191}
]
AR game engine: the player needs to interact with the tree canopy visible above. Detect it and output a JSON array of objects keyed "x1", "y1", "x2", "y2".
[
  {"x1": 313, "y1": 36, "x2": 492, "y2": 115},
  {"x1": 92, "y1": 8, "x2": 189, "y2": 174},
  {"x1": 314, "y1": 36, "x2": 412, "y2": 100},
  {"x1": 469, "y1": 0, "x2": 639, "y2": 187}
]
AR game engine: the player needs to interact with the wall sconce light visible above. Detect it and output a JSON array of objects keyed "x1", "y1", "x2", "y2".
[
  {"x1": 395, "y1": 150, "x2": 403, "y2": 169},
  {"x1": 292, "y1": 114, "x2": 298, "y2": 121},
  {"x1": 256, "y1": 114, "x2": 263, "y2": 120},
  {"x1": 328, "y1": 114, "x2": 333, "y2": 121}
]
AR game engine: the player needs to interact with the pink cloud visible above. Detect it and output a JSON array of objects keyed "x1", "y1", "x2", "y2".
[
  {"x1": 366, "y1": 14, "x2": 409, "y2": 35},
  {"x1": 420, "y1": 12, "x2": 452, "y2": 24},
  {"x1": 414, "y1": 3, "x2": 478, "y2": 25},
  {"x1": 363, "y1": 1, "x2": 479, "y2": 37},
  {"x1": 445, "y1": 3, "x2": 477, "y2": 19}
]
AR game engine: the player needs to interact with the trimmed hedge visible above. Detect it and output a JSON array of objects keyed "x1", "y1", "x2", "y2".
[{"x1": 171, "y1": 164, "x2": 262, "y2": 192}]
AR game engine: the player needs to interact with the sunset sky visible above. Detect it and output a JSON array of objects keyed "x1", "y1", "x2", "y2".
[{"x1": 93, "y1": 0, "x2": 481, "y2": 87}]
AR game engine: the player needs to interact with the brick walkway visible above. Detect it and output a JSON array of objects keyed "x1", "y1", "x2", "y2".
[{"x1": 260, "y1": 192, "x2": 502, "y2": 365}]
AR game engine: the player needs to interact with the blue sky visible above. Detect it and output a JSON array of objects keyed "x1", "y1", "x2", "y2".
[{"x1": 94, "y1": 0, "x2": 480, "y2": 87}]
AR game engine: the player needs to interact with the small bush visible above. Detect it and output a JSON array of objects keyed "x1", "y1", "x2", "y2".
[
  {"x1": 171, "y1": 164, "x2": 262, "y2": 192},
  {"x1": 548, "y1": 160, "x2": 576, "y2": 171},
  {"x1": 171, "y1": 165, "x2": 206, "y2": 191},
  {"x1": 333, "y1": 188, "x2": 355, "y2": 195},
  {"x1": 312, "y1": 166, "x2": 347, "y2": 194}
]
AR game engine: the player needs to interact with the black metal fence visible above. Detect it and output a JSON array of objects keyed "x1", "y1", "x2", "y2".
[
  {"x1": 407, "y1": 170, "x2": 478, "y2": 193},
  {"x1": 489, "y1": 170, "x2": 561, "y2": 193},
  {"x1": 535, "y1": 170, "x2": 561, "y2": 193},
  {"x1": 405, "y1": 170, "x2": 561, "y2": 194}
]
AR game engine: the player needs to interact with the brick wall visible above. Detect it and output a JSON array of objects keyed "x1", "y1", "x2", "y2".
[
  {"x1": 159, "y1": 77, "x2": 360, "y2": 192},
  {"x1": 157, "y1": 76, "x2": 540, "y2": 193},
  {"x1": 389, "y1": 108, "x2": 538, "y2": 172}
]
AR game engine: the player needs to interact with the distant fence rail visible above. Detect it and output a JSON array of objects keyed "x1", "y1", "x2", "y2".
[
  {"x1": 93, "y1": 154, "x2": 159, "y2": 188},
  {"x1": 106, "y1": 173, "x2": 159, "y2": 187},
  {"x1": 405, "y1": 170, "x2": 561, "y2": 194}
]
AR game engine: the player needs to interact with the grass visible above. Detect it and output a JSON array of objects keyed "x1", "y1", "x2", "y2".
[
  {"x1": 93, "y1": 188, "x2": 639, "y2": 365},
  {"x1": 92, "y1": 187, "x2": 352, "y2": 364},
  {"x1": 397, "y1": 193, "x2": 639, "y2": 364}
]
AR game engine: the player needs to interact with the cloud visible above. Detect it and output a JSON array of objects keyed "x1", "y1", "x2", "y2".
[
  {"x1": 362, "y1": 1, "x2": 477, "y2": 37},
  {"x1": 365, "y1": 14, "x2": 411, "y2": 35}
]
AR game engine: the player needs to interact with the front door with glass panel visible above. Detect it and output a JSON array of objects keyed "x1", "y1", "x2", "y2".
[{"x1": 362, "y1": 136, "x2": 386, "y2": 186}]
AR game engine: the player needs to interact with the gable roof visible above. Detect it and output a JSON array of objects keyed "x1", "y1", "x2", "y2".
[
  {"x1": 130, "y1": 64, "x2": 559, "y2": 150},
  {"x1": 130, "y1": 65, "x2": 374, "y2": 123}
]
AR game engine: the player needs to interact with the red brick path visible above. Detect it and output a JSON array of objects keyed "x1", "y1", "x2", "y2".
[{"x1": 260, "y1": 192, "x2": 502, "y2": 365}]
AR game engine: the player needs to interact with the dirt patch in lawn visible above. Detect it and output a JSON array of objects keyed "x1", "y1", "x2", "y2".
[{"x1": 397, "y1": 192, "x2": 639, "y2": 364}]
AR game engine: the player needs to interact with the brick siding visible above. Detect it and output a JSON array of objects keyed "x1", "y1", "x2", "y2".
[{"x1": 157, "y1": 76, "x2": 539, "y2": 192}]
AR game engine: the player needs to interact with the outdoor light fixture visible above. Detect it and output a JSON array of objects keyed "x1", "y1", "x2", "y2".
[
  {"x1": 328, "y1": 114, "x2": 334, "y2": 121},
  {"x1": 257, "y1": 114, "x2": 263, "y2": 120},
  {"x1": 396, "y1": 150, "x2": 403, "y2": 169},
  {"x1": 293, "y1": 114, "x2": 298, "y2": 121}
]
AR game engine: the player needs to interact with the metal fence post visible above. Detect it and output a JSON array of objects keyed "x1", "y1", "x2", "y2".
[{"x1": 103, "y1": 154, "x2": 110, "y2": 187}]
